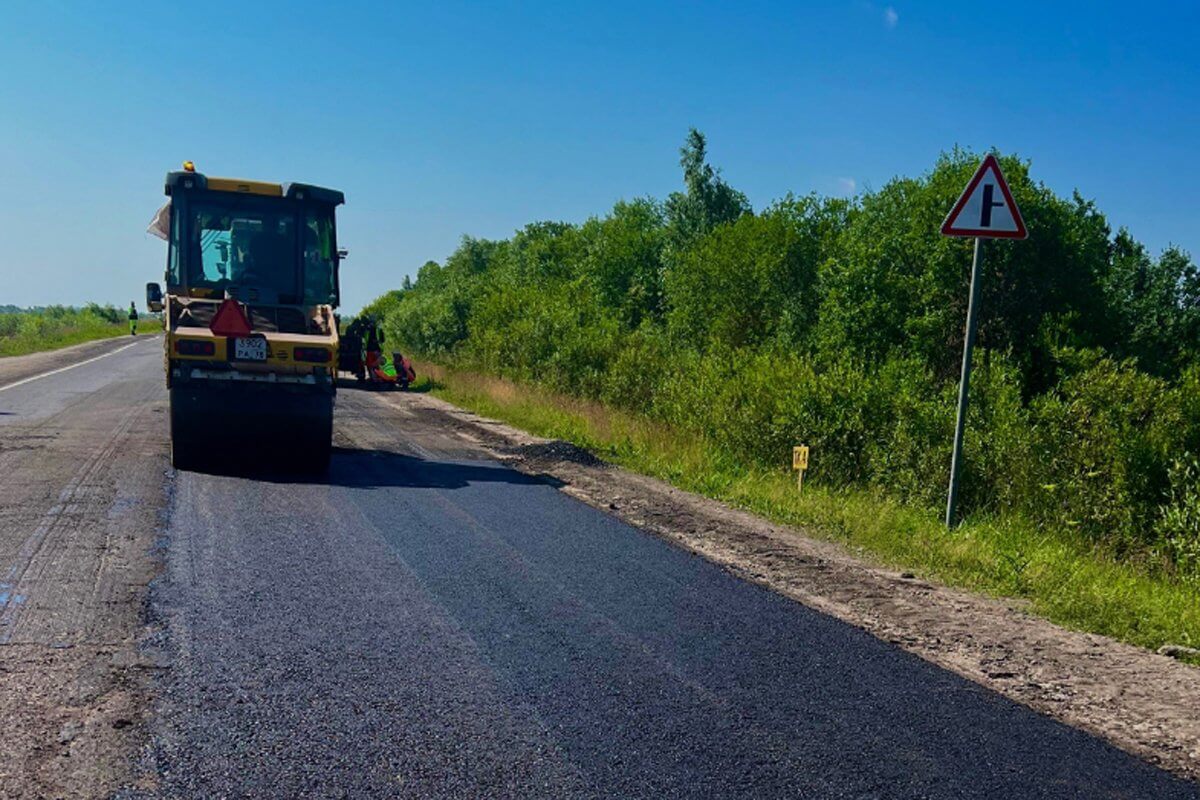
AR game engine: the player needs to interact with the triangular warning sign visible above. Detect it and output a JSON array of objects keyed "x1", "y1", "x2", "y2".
[
  {"x1": 209, "y1": 298, "x2": 252, "y2": 337},
  {"x1": 941, "y1": 155, "x2": 1028, "y2": 239}
]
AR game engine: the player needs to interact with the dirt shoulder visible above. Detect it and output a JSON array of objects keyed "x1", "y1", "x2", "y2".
[{"x1": 393, "y1": 390, "x2": 1200, "y2": 784}]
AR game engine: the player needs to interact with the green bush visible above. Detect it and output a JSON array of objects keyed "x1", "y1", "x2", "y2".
[
  {"x1": 0, "y1": 305, "x2": 128, "y2": 356},
  {"x1": 1026, "y1": 356, "x2": 1182, "y2": 550},
  {"x1": 1156, "y1": 458, "x2": 1200, "y2": 583},
  {"x1": 597, "y1": 326, "x2": 674, "y2": 412}
]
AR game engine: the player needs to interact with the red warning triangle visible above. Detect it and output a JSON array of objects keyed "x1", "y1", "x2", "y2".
[
  {"x1": 941, "y1": 154, "x2": 1028, "y2": 239},
  {"x1": 209, "y1": 298, "x2": 253, "y2": 337}
]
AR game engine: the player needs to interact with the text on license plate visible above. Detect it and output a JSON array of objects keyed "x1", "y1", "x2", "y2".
[{"x1": 233, "y1": 337, "x2": 268, "y2": 361}]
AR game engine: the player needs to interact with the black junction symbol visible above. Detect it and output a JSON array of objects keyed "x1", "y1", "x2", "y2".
[{"x1": 980, "y1": 184, "x2": 1005, "y2": 227}]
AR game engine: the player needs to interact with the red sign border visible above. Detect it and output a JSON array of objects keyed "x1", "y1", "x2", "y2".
[{"x1": 940, "y1": 154, "x2": 1028, "y2": 240}]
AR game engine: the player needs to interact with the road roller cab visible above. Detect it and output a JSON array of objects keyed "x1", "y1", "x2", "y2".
[{"x1": 148, "y1": 163, "x2": 344, "y2": 472}]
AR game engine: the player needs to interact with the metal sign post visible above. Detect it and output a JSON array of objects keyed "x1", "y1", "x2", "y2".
[
  {"x1": 940, "y1": 155, "x2": 1028, "y2": 527},
  {"x1": 945, "y1": 237, "x2": 983, "y2": 528}
]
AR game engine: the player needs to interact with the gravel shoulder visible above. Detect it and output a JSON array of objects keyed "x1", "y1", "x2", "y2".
[{"x1": 393, "y1": 389, "x2": 1200, "y2": 783}]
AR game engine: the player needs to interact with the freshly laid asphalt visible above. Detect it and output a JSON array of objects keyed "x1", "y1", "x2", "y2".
[{"x1": 2, "y1": 342, "x2": 1197, "y2": 798}]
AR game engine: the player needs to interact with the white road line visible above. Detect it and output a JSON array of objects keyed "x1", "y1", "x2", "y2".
[{"x1": 0, "y1": 339, "x2": 148, "y2": 394}]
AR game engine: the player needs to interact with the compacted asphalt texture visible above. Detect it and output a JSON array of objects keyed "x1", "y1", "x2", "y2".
[{"x1": 1, "y1": 339, "x2": 1197, "y2": 799}]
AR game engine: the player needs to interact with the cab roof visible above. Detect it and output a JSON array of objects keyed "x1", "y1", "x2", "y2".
[{"x1": 164, "y1": 170, "x2": 344, "y2": 206}]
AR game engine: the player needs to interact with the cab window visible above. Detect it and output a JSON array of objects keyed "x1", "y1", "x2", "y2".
[
  {"x1": 167, "y1": 203, "x2": 183, "y2": 287},
  {"x1": 303, "y1": 208, "x2": 338, "y2": 305},
  {"x1": 186, "y1": 194, "x2": 299, "y2": 302}
]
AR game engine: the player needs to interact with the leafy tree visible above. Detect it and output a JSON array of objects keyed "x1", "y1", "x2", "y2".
[
  {"x1": 502, "y1": 222, "x2": 582, "y2": 286},
  {"x1": 577, "y1": 198, "x2": 666, "y2": 328},
  {"x1": 1102, "y1": 232, "x2": 1200, "y2": 375},
  {"x1": 664, "y1": 129, "x2": 750, "y2": 251},
  {"x1": 666, "y1": 195, "x2": 839, "y2": 350}
]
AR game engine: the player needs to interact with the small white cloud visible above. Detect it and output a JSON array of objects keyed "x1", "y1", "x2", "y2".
[
  {"x1": 838, "y1": 177, "x2": 857, "y2": 194},
  {"x1": 884, "y1": 6, "x2": 899, "y2": 28}
]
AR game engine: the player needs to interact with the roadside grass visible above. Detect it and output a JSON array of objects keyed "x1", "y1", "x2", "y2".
[
  {"x1": 415, "y1": 363, "x2": 1200, "y2": 658},
  {"x1": 0, "y1": 312, "x2": 131, "y2": 358}
]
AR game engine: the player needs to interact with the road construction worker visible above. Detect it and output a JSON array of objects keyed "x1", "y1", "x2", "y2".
[
  {"x1": 393, "y1": 352, "x2": 416, "y2": 390},
  {"x1": 364, "y1": 317, "x2": 383, "y2": 353},
  {"x1": 128, "y1": 301, "x2": 138, "y2": 336},
  {"x1": 363, "y1": 317, "x2": 387, "y2": 380}
]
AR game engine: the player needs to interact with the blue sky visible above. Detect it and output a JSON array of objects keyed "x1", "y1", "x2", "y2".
[{"x1": 1, "y1": 1, "x2": 1196, "y2": 313}]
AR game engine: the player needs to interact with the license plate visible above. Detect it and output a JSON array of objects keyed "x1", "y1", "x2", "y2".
[{"x1": 233, "y1": 337, "x2": 268, "y2": 361}]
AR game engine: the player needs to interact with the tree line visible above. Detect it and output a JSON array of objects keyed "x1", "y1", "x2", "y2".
[{"x1": 363, "y1": 130, "x2": 1200, "y2": 582}]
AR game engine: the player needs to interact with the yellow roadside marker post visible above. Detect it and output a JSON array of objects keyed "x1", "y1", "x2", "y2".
[{"x1": 793, "y1": 445, "x2": 809, "y2": 494}]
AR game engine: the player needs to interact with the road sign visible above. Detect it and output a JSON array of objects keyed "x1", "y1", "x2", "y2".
[
  {"x1": 210, "y1": 298, "x2": 252, "y2": 337},
  {"x1": 940, "y1": 155, "x2": 1029, "y2": 528},
  {"x1": 941, "y1": 154, "x2": 1027, "y2": 240}
]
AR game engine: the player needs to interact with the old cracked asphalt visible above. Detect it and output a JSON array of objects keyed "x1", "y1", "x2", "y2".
[{"x1": 0, "y1": 339, "x2": 1197, "y2": 798}]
